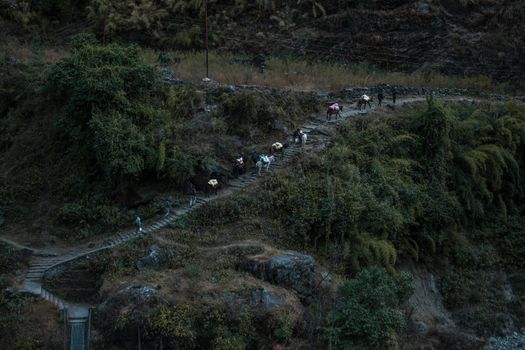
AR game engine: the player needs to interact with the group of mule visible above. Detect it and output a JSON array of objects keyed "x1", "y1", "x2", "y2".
[
  {"x1": 209, "y1": 95, "x2": 386, "y2": 196},
  {"x1": 216, "y1": 129, "x2": 308, "y2": 192},
  {"x1": 326, "y1": 93, "x2": 386, "y2": 121}
]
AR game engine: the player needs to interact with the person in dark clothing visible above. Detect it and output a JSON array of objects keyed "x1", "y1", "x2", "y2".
[
  {"x1": 293, "y1": 128, "x2": 303, "y2": 144},
  {"x1": 189, "y1": 183, "x2": 197, "y2": 208},
  {"x1": 391, "y1": 87, "x2": 397, "y2": 104},
  {"x1": 377, "y1": 89, "x2": 384, "y2": 106}
]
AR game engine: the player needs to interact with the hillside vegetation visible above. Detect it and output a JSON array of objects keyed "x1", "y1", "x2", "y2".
[
  {"x1": 0, "y1": 34, "x2": 319, "y2": 242},
  {"x1": 0, "y1": 2, "x2": 524, "y2": 348},
  {"x1": 66, "y1": 99, "x2": 525, "y2": 349}
]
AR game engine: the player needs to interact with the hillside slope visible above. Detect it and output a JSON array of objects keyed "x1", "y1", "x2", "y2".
[{"x1": 1, "y1": 0, "x2": 523, "y2": 86}]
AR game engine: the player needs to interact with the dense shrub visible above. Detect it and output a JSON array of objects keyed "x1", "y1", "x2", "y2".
[
  {"x1": 44, "y1": 38, "x2": 165, "y2": 191},
  {"x1": 142, "y1": 303, "x2": 254, "y2": 349},
  {"x1": 269, "y1": 100, "x2": 525, "y2": 273},
  {"x1": 325, "y1": 266, "x2": 413, "y2": 350}
]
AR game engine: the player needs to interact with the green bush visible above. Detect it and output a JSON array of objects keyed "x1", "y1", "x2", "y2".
[
  {"x1": 273, "y1": 313, "x2": 294, "y2": 344},
  {"x1": 325, "y1": 266, "x2": 413, "y2": 350},
  {"x1": 269, "y1": 99, "x2": 525, "y2": 272},
  {"x1": 167, "y1": 85, "x2": 202, "y2": 119},
  {"x1": 143, "y1": 302, "x2": 254, "y2": 350},
  {"x1": 162, "y1": 146, "x2": 198, "y2": 186},
  {"x1": 44, "y1": 39, "x2": 163, "y2": 191},
  {"x1": 221, "y1": 91, "x2": 275, "y2": 132}
]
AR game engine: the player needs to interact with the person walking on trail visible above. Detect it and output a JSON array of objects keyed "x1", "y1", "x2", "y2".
[
  {"x1": 164, "y1": 197, "x2": 172, "y2": 216},
  {"x1": 135, "y1": 215, "x2": 143, "y2": 233},
  {"x1": 189, "y1": 183, "x2": 197, "y2": 208},
  {"x1": 377, "y1": 89, "x2": 384, "y2": 106},
  {"x1": 391, "y1": 86, "x2": 397, "y2": 104}
]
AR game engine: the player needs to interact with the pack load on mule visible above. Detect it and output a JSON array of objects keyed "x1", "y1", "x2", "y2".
[
  {"x1": 233, "y1": 154, "x2": 246, "y2": 176},
  {"x1": 255, "y1": 155, "x2": 275, "y2": 176},
  {"x1": 207, "y1": 178, "x2": 219, "y2": 196},
  {"x1": 260, "y1": 155, "x2": 270, "y2": 164},
  {"x1": 357, "y1": 94, "x2": 372, "y2": 110}
]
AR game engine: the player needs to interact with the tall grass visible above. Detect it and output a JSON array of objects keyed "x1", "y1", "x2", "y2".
[
  {"x1": 144, "y1": 49, "x2": 507, "y2": 93},
  {"x1": 2, "y1": 41, "x2": 507, "y2": 93}
]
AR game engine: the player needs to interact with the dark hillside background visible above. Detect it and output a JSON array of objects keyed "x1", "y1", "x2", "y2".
[{"x1": 1, "y1": 0, "x2": 524, "y2": 87}]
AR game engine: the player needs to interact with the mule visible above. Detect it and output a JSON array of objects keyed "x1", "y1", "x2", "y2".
[
  {"x1": 233, "y1": 156, "x2": 246, "y2": 177},
  {"x1": 271, "y1": 142, "x2": 285, "y2": 158},
  {"x1": 207, "y1": 179, "x2": 219, "y2": 196},
  {"x1": 357, "y1": 95, "x2": 373, "y2": 110},
  {"x1": 255, "y1": 155, "x2": 275, "y2": 176},
  {"x1": 326, "y1": 103, "x2": 343, "y2": 120}
]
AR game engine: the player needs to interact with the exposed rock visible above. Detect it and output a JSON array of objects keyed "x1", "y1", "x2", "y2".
[
  {"x1": 222, "y1": 84, "x2": 236, "y2": 93},
  {"x1": 99, "y1": 284, "x2": 160, "y2": 314},
  {"x1": 484, "y1": 331, "x2": 525, "y2": 350},
  {"x1": 245, "y1": 250, "x2": 316, "y2": 296},
  {"x1": 409, "y1": 319, "x2": 429, "y2": 334},
  {"x1": 250, "y1": 287, "x2": 286, "y2": 309},
  {"x1": 159, "y1": 67, "x2": 183, "y2": 85},
  {"x1": 96, "y1": 284, "x2": 164, "y2": 345},
  {"x1": 136, "y1": 245, "x2": 165, "y2": 271}
]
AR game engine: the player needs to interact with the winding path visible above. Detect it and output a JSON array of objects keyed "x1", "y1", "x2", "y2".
[{"x1": 1, "y1": 95, "x2": 484, "y2": 349}]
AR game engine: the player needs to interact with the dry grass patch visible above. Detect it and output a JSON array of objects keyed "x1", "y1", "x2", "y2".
[{"x1": 144, "y1": 49, "x2": 507, "y2": 92}]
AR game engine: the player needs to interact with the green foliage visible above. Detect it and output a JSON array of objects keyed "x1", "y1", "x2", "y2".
[
  {"x1": 221, "y1": 91, "x2": 275, "y2": 133},
  {"x1": 87, "y1": 0, "x2": 170, "y2": 42},
  {"x1": 325, "y1": 266, "x2": 413, "y2": 350},
  {"x1": 44, "y1": 39, "x2": 167, "y2": 192},
  {"x1": 273, "y1": 313, "x2": 294, "y2": 344},
  {"x1": 0, "y1": 292, "x2": 30, "y2": 343},
  {"x1": 162, "y1": 146, "x2": 198, "y2": 186},
  {"x1": 167, "y1": 85, "x2": 202, "y2": 119},
  {"x1": 269, "y1": 99, "x2": 525, "y2": 272},
  {"x1": 144, "y1": 302, "x2": 253, "y2": 350},
  {"x1": 157, "y1": 140, "x2": 167, "y2": 172},
  {"x1": 55, "y1": 198, "x2": 127, "y2": 237}
]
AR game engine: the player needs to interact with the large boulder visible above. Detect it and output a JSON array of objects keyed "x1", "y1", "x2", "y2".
[
  {"x1": 250, "y1": 287, "x2": 286, "y2": 310},
  {"x1": 136, "y1": 245, "x2": 165, "y2": 271},
  {"x1": 245, "y1": 250, "x2": 316, "y2": 296}
]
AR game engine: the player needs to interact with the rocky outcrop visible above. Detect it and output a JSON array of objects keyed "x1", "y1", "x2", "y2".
[
  {"x1": 250, "y1": 287, "x2": 286, "y2": 309},
  {"x1": 136, "y1": 245, "x2": 165, "y2": 271},
  {"x1": 245, "y1": 250, "x2": 316, "y2": 296}
]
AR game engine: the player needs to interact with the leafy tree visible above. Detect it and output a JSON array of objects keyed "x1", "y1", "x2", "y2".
[
  {"x1": 325, "y1": 266, "x2": 413, "y2": 350},
  {"x1": 44, "y1": 36, "x2": 164, "y2": 192}
]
